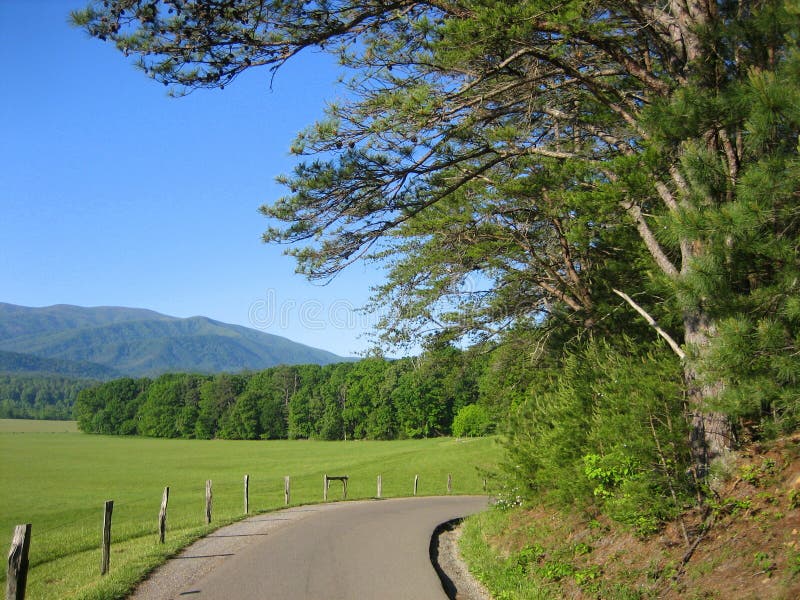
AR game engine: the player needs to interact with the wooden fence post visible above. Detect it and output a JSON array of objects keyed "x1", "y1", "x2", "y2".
[
  {"x1": 284, "y1": 476, "x2": 291, "y2": 505},
  {"x1": 101, "y1": 500, "x2": 113, "y2": 575},
  {"x1": 244, "y1": 474, "x2": 250, "y2": 515},
  {"x1": 158, "y1": 487, "x2": 169, "y2": 544},
  {"x1": 325, "y1": 475, "x2": 348, "y2": 500},
  {"x1": 447, "y1": 474, "x2": 452, "y2": 494},
  {"x1": 377, "y1": 475, "x2": 382, "y2": 499},
  {"x1": 414, "y1": 474, "x2": 419, "y2": 496},
  {"x1": 6, "y1": 524, "x2": 31, "y2": 600},
  {"x1": 205, "y1": 480, "x2": 213, "y2": 524}
]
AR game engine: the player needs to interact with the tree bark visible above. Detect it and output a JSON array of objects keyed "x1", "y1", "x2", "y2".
[
  {"x1": 683, "y1": 310, "x2": 733, "y2": 475},
  {"x1": 630, "y1": 2, "x2": 735, "y2": 477}
]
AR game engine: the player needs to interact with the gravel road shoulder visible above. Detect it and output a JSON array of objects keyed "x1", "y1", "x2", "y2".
[{"x1": 431, "y1": 519, "x2": 491, "y2": 600}]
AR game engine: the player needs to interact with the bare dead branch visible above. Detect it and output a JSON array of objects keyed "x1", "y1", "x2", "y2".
[{"x1": 613, "y1": 289, "x2": 686, "y2": 359}]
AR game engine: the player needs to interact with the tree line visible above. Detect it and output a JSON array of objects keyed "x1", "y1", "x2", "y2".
[
  {"x1": 75, "y1": 345, "x2": 494, "y2": 440},
  {"x1": 0, "y1": 375, "x2": 94, "y2": 420}
]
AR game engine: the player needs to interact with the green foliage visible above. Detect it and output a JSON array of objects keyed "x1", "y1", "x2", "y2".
[
  {"x1": 452, "y1": 404, "x2": 492, "y2": 437},
  {"x1": 583, "y1": 453, "x2": 639, "y2": 499},
  {"x1": 789, "y1": 549, "x2": 800, "y2": 576},
  {"x1": 695, "y1": 74, "x2": 800, "y2": 429},
  {"x1": 503, "y1": 338, "x2": 691, "y2": 534},
  {"x1": 753, "y1": 551, "x2": 774, "y2": 571},
  {"x1": 788, "y1": 489, "x2": 800, "y2": 510},
  {"x1": 75, "y1": 343, "x2": 484, "y2": 441},
  {"x1": 0, "y1": 374, "x2": 95, "y2": 420},
  {"x1": 75, "y1": 377, "x2": 150, "y2": 435},
  {"x1": 137, "y1": 374, "x2": 205, "y2": 438},
  {"x1": 740, "y1": 459, "x2": 777, "y2": 487},
  {"x1": 536, "y1": 559, "x2": 576, "y2": 582}
]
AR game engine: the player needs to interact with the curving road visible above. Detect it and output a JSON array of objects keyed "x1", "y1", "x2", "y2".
[{"x1": 130, "y1": 496, "x2": 489, "y2": 600}]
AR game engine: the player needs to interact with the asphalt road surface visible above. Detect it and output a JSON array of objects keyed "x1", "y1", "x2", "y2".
[{"x1": 130, "y1": 496, "x2": 489, "y2": 600}]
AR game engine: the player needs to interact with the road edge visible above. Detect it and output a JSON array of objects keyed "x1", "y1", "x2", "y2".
[{"x1": 431, "y1": 518, "x2": 491, "y2": 600}]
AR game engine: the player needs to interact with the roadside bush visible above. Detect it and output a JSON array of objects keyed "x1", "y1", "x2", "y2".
[
  {"x1": 452, "y1": 404, "x2": 493, "y2": 437},
  {"x1": 503, "y1": 338, "x2": 692, "y2": 534}
]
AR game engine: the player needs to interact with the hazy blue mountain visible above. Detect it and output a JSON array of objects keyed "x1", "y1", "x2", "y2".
[
  {"x1": 0, "y1": 303, "x2": 171, "y2": 340},
  {"x1": 0, "y1": 303, "x2": 351, "y2": 377},
  {"x1": 0, "y1": 350, "x2": 121, "y2": 380}
]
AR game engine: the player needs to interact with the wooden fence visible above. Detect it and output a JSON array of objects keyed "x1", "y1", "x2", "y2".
[{"x1": 5, "y1": 472, "x2": 457, "y2": 600}]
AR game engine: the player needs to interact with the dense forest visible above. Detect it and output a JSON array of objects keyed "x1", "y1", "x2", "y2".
[
  {"x1": 0, "y1": 375, "x2": 95, "y2": 420},
  {"x1": 75, "y1": 345, "x2": 495, "y2": 440},
  {"x1": 74, "y1": 0, "x2": 800, "y2": 545}
]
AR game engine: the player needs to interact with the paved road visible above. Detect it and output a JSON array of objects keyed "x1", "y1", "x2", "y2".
[{"x1": 130, "y1": 496, "x2": 489, "y2": 600}]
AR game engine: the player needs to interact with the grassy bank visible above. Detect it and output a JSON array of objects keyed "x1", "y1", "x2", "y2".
[
  {"x1": 0, "y1": 420, "x2": 500, "y2": 599},
  {"x1": 459, "y1": 435, "x2": 800, "y2": 600}
]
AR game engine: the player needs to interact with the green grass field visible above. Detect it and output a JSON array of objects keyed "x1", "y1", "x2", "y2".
[
  {"x1": 0, "y1": 420, "x2": 501, "y2": 599},
  {"x1": 0, "y1": 419, "x2": 78, "y2": 433}
]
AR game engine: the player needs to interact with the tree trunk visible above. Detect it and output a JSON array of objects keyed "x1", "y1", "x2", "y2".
[{"x1": 683, "y1": 310, "x2": 733, "y2": 476}]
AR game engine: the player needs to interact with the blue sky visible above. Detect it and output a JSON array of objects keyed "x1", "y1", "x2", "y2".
[{"x1": 0, "y1": 0, "x2": 385, "y2": 357}]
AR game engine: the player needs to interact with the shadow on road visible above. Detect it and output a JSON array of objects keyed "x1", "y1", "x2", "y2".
[{"x1": 430, "y1": 518, "x2": 462, "y2": 599}]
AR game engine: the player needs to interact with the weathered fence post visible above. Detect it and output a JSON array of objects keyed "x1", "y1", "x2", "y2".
[
  {"x1": 377, "y1": 475, "x2": 382, "y2": 499},
  {"x1": 101, "y1": 500, "x2": 113, "y2": 575},
  {"x1": 158, "y1": 487, "x2": 169, "y2": 544},
  {"x1": 6, "y1": 523, "x2": 31, "y2": 600},
  {"x1": 244, "y1": 474, "x2": 250, "y2": 515},
  {"x1": 447, "y1": 474, "x2": 452, "y2": 494},
  {"x1": 284, "y1": 476, "x2": 291, "y2": 505},
  {"x1": 323, "y1": 474, "x2": 328, "y2": 502},
  {"x1": 414, "y1": 474, "x2": 419, "y2": 496},
  {"x1": 205, "y1": 480, "x2": 213, "y2": 524}
]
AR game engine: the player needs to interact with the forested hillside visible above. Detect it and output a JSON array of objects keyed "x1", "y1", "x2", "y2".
[
  {"x1": 0, "y1": 350, "x2": 120, "y2": 380},
  {"x1": 0, "y1": 303, "x2": 349, "y2": 377}
]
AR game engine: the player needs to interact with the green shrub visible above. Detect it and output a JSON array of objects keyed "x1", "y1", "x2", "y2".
[
  {"x1": 502, "y1": 338, "x2": 692, "y2": 534},
  {"x1": 452, "y1": 403, "x2": 493, "y2": 437}
]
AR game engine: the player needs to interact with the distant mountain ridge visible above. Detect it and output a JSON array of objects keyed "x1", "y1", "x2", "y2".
[{"x1": 0, "y1": 303, "x2": 350, "y2": 378}]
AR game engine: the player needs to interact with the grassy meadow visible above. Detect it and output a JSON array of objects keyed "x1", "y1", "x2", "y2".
[
  {"x1": 0, "y1": 419, "x2": 79, "y2": 433},
  {"x1": 0, "y1": 420, "x2": 500, "y2": 599}
]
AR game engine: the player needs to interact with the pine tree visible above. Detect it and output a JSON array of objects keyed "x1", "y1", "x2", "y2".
[{"x1": 73, "y1": 1, "x2": 800, "y2": 472}]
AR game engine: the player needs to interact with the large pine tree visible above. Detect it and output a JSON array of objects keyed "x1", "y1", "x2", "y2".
[{"x1": 74, "y1": 0, "x2": 800, "y2": 471}]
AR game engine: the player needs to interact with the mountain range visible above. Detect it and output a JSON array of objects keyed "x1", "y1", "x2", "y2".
[{"x1": 0, "y1": 303, "x2": 350, "y2": 378}]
